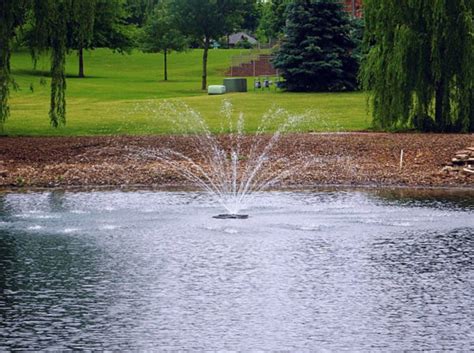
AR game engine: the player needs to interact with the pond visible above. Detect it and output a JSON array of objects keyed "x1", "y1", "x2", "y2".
[{"x1": 0, "y1": 188, "x2": 473, "y2": 350}]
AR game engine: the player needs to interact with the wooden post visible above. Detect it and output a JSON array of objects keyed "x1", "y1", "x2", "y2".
[{"x1": 400, "y1": 149, "x2": 404, "y2": 170}]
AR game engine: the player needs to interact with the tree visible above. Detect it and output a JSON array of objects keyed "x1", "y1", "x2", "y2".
[
  {"x1": 69, "y1": 0, "x2": 135, "y2": 78},
  {"x1": 361, "y1": 0, "x2": 474, "y2": 132},
  {"x1": 269, "y1": 0, "x2": 290, "y2": 39},
  {"x1": 26, "y1": 0, "x2": 134, "y2": 78},
  {"x1": 70, "y1": 0, "x2": 96, "y2": 78},
  {"x1": 256, "y1": 0, "x2": 290, "y2": 43},
  {"x1": 140, "y1": 1, "x2": 187, "y2": 81},
  {"x1": 241, "y1": 0, "x2": 261, "y2": 32},
  {"x1": 125, "y1": 0, "x2": 160, "y2": 26},
  {"x1": 171, "y1": 0, "x2": 244, "y2": 90},
  {"x1": 273, "y1": 0, "x2": 359, "y2": 92},
  {"x1": 0, "y1": 0, "x2": 29, "y2": 127},
  {"x1": 28, "y1": 0, "x2": 72, "y2": 127},
  {"x1": 1, "y1": 0, "x2": 71, "y2": 128}
]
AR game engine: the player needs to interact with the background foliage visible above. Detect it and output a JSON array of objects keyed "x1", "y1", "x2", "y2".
[
  {"x1": 361, "y1": 0, "x2": 474, "y2": 132},
  {"x1": 273, "y1": 0, "x2": 359, "y2": 92}
]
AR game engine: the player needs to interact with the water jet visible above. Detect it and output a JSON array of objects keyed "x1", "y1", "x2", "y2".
[{"x1": 131, "y1": 100, "x2": 316, "y2": 217}]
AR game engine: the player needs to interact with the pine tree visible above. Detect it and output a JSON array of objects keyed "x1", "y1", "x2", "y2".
[
  {"x1": 361, "y1": 0, "x2": 474, "y2": 132},
  {"x1": 273, "y1": 0, "x2": 359, "y2": 92}
]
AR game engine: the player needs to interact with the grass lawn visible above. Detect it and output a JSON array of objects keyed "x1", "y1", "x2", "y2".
[{"x1": 5, "y1": 49, "x2": 371, "y2": 136}]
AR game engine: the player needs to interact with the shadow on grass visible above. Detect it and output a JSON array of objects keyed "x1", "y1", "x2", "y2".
[{"x1": 13, "y1": 69, "x2": 104, "y2": 79}]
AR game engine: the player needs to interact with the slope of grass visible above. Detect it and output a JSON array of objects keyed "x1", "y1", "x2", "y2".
[{"x1": 5, "y1": 49, "x2": 370, "y2": 136}]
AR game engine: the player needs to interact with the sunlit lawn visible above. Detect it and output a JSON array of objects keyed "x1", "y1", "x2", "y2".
[{"x1": 5, "y1": 49, "x2": 370, "y2": 136}]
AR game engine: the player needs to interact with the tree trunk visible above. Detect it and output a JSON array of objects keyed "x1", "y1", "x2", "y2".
[
  {"x1": 201, "y1": 37, "x2": 210, "y2": 90},
  {"x1": 78, "y1": 47, "x2": 85, "y2": 78},
  {"x1": 164, "y1": 49, "x2": 168, "y2": 81}
]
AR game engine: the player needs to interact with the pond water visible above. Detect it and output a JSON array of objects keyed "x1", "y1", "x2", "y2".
[{"x1": 0, "y1": 188, "x2": 473, "y2": 350}]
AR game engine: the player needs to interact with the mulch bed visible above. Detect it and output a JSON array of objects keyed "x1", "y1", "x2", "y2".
[{"x1": 0, "y1": 133, "x2": 472, "y2": 189}]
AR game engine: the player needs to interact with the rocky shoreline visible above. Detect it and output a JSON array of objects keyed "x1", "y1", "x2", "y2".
[{"x1": 0, "y1": 133, "x2": 472, "y2": 189}]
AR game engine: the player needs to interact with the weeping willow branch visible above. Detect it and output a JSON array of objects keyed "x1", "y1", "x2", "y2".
[
  {"x1": 48, "y1": 1, "x2": 70, "y2": 127},
  {"x1": 361, "y1": 0, "x2": 474, "y2": 133},
  {"x1": 0, "y1": 0, "x2": 27, "y2": 130},
  {"x1": 0, "y1": 38, "x2": 11, "y2": 129},
  {"x1": 50, "y1": 39, "x2": 67, "y2": 127}
]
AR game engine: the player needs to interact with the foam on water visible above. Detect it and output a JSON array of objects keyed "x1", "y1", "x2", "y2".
[{"x1": 27, "y1": 225, "x2": 43, "y2": 230}]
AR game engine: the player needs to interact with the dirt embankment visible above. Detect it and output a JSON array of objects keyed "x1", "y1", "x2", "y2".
[{"x1": 0, "y1": 133, "x2": 472, "y2": 189}]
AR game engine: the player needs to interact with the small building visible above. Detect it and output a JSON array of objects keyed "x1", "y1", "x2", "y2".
[
  {"x1": 228, "y1": 32, "x2": 258, "y2": 47},
  {"x1": 341, "y1": 0, "x2": 363, "y2": 17}
]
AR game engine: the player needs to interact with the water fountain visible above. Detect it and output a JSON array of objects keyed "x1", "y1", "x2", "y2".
[
  {"x1": 131, "y1": 100, "x2": 316, "y2": 218},
  {"x1": 1, "y1": 102, "x2": 473, "y2": 349}
]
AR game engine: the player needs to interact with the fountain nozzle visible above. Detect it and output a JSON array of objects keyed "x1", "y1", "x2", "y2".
[{"x1": 213, "y1": 214, "x2": 249, "y2": 219}]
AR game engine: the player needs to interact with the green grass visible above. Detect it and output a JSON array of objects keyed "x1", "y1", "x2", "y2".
[{"x1": 5, "y1": 49, "x2": 371, "y2": 136}]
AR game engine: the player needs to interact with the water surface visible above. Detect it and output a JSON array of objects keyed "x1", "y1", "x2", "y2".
[{"x1": 0, "y1": 189, "x2": 473, "y2": 350}]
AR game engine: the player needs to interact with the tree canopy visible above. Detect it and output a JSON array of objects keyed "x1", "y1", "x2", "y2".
[
  {"x1": 73, "y1": 0, "x2": 134, "y2": 77},
  {"x1": 256, "y1": 0, "x2": 290, "y2": 43},
  {"x1": 0, "y1": 0, "x2": 29, "y2": 127},
  {"x1": 140, "y1": 0, "x2": 187, "y2": 80},
  {"x1": 27, "y1": 0, "x2": 72, "y2": 127},
  {"x1": 0, "y1": 0, "x2": 136, "y2": 129},
  {"x1": 171, "y1": 0, "x2": 245, "y2": 90},
  {"x1": 273, "y1": 0, "x2": 359, "y2": 92},
  {"x1": 361, "y1": 0, "x2": 474, "y2": 132},
  {"x1": 125, "y1": 0, "x2": 160, "y2": 26}
]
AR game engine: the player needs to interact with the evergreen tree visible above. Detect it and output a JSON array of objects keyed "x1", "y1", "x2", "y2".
[
  {"x1": 273, "y1": 0, "x2": 358, "y2": 92},
  {"x1": 140, "y1": 1, "x2": 187, "y2": 81},
  {"x1": 361, "y1": 0, "x2": 474, "y2": 132}
]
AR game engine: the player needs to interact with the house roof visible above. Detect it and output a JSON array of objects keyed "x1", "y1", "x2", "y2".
[{"x1": 229, "y1": 32, "x2": 258, "y2": 45}]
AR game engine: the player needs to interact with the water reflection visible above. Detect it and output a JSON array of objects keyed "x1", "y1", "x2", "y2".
[
  {"x1": 375, "y1": 187, "x2": 474, "y2": 211},
  {"x1": 0, "y1": 189, "x2": 472, "y2": 350}
]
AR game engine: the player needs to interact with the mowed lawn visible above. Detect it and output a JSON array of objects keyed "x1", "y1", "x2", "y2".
[{"x1": 5, "y1": 49, "x2": 370, "y2": 136}]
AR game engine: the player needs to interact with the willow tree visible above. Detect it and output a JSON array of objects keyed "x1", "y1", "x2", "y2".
[
  {"x1": 29, "y1": 0, "x2": 72, "y2": 127},
  {"x1": 69, "y1": 0, "x2": 134, "y2": 78},
  {"x1": 361, "y1": 0, "x2": 474, "y2": 132},
  {"x1": 0, "y1": 0, "x2": 29, "y2": 127}
]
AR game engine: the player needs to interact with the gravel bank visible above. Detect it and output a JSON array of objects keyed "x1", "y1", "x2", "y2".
[{"x1": 0, "y1": 133, "x2": 472, "y2": 189}]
